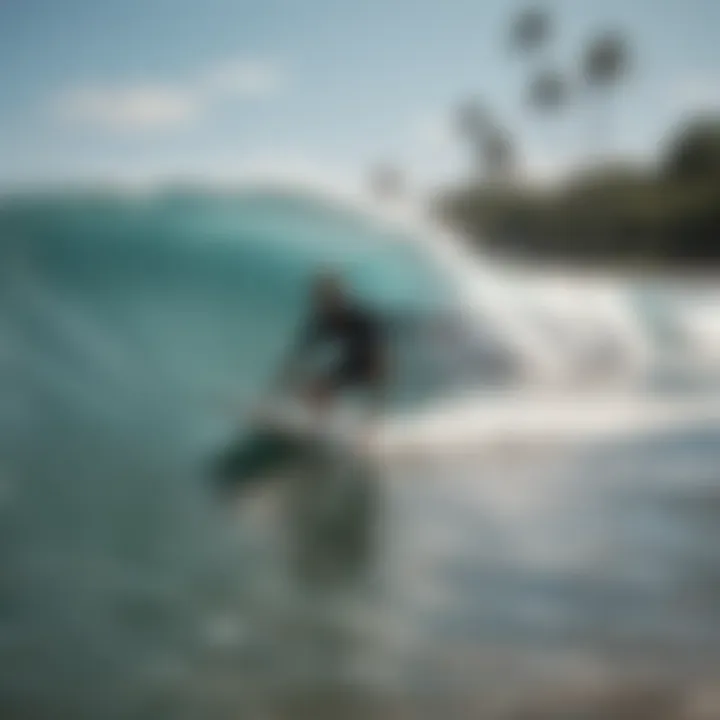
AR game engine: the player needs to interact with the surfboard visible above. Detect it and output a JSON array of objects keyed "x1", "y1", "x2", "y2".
[
  {"x1": 211, "y1": 401, "x2": 363, "y2": 497},
  {"x1": 212, "y1": 427, "x2": 303, "y2": 496}
]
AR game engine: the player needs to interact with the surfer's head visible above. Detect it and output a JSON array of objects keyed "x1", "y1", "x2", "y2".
[{"x1": 311, "y1": 270, "x2": 346, "y2": 312}]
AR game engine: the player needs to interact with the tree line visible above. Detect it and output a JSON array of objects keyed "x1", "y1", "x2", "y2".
[
  {"x1": 373, "y1": 4, "x2": 719, "y2": 266},
  {"x1": 440, "y1": 115, "x2": 720, "y2": 266}
]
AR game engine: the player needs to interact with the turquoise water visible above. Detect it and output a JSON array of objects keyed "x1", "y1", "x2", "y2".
[
  {"x1": 1, "y1": 189, "x2": 719, "y2": 719},
  {"x1": 0, "y1": 191, "x2": 465, "y2": 419}
]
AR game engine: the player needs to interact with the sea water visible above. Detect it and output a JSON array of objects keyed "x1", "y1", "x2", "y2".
[{"x1": 0, "y1": 188, "x2": 719, "y2": 719}]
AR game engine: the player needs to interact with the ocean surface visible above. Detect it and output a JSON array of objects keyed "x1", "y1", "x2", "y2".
[{"x1": 1, "y1": 188, "x2": 719, "y2": 719}]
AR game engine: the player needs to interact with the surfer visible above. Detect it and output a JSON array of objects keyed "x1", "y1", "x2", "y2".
[
  {"x1": 277, "y1": 271, "x2": 388, "y2": 416},
  {"x1": 213, "y1": 272, "x2": 386, "y2": 499}
]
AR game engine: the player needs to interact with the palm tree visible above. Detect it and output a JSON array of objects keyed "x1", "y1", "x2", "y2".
[
  {"x1": 509, "y1": 6, "x2": 567, "y2": 178},
  {"x1": 526, "y1": 69, "x2": 567, "y2": 114},
  {"x1": 455, "y1": 100, "x2": 515, "y2": 181},
  {"x1": 510, "y1": 5, "x2": 552, "y2": 56},
  {"x1": 664, "y1": 116, "x2": 720, "y2": 181},
  {"x1": 456, "y1": 100, "x2": 492, "y2": 145},
  {"x1": 455, "y1": 100, "x2": 491, "y2": 177},
  {"x1": 583, "y1": 31, "x2": 629, "y2": 89},
  {"x1": 582, "y1": 30, "x2": 631, "y2": 154}
]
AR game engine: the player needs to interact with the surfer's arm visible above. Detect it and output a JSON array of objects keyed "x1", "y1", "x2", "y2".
[{"x1": 275, "y1": 318, "x2": 319, "y2": 390}]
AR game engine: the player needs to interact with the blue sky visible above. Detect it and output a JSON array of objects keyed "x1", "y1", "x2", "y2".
[{"x1": 1, "y1": 0, "x2": 719, "y2": 191}]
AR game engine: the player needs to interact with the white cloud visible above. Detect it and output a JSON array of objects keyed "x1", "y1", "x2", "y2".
[
  {"x1": 54, "y1": 57, "x2": 284, "y2": 133},
  {"x1": 200, "y1": 59, "x2": 283, "y2": 98},
  {"x1": 56, "y1": 84, "x2": 199, "y2": 132}
]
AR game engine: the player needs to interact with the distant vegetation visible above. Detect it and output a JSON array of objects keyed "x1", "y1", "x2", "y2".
[
  {"x1": 374, "y1": 4, "x2": 719, "y2": 267},
  {"x1": 439, "y1": 116, "x2": 720, "y2": 266}
]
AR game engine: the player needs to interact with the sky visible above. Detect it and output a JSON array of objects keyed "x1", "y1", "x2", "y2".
[{"x1": 1, "y1": 0, "x2": 719, "y2": 192}]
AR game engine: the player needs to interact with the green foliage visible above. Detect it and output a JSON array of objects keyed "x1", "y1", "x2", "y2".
[
  {"x1": 664, "y1": 116, "x2": 720, "y2": 181},
  {"x1": 582, "y1": 31, "x2": 630, "y2": 88},
  {"x1": 526, "y1": 69, "x2": 568, "y2": 112},
  {"x1": 438, "y1": 117, "x2": 720, "y2": 266},
  {"x1": 510, "y1": 5, "x2": 552, "y2": 55}
]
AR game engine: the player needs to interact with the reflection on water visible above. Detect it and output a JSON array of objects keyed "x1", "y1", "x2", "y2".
[
  {"x1": 8, "y1": 396, "x2": 720, "y2": 718},
  {"x1": 1, "y1": 193, "x2": 720, "y2": 719}
]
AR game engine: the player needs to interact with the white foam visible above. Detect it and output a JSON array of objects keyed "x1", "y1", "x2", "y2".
[{"x1": 376, "y1": 390, "x2": 720, "y2": 457}]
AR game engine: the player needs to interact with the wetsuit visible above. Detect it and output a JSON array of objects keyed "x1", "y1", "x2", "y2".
[{"x1": 288, "y1": 303, "x2": 385, "y2": 392}]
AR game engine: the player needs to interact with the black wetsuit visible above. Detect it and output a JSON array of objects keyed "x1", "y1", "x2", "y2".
[{"x1": 291, "y1": 303, "x2": 384, "y2": 390}]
